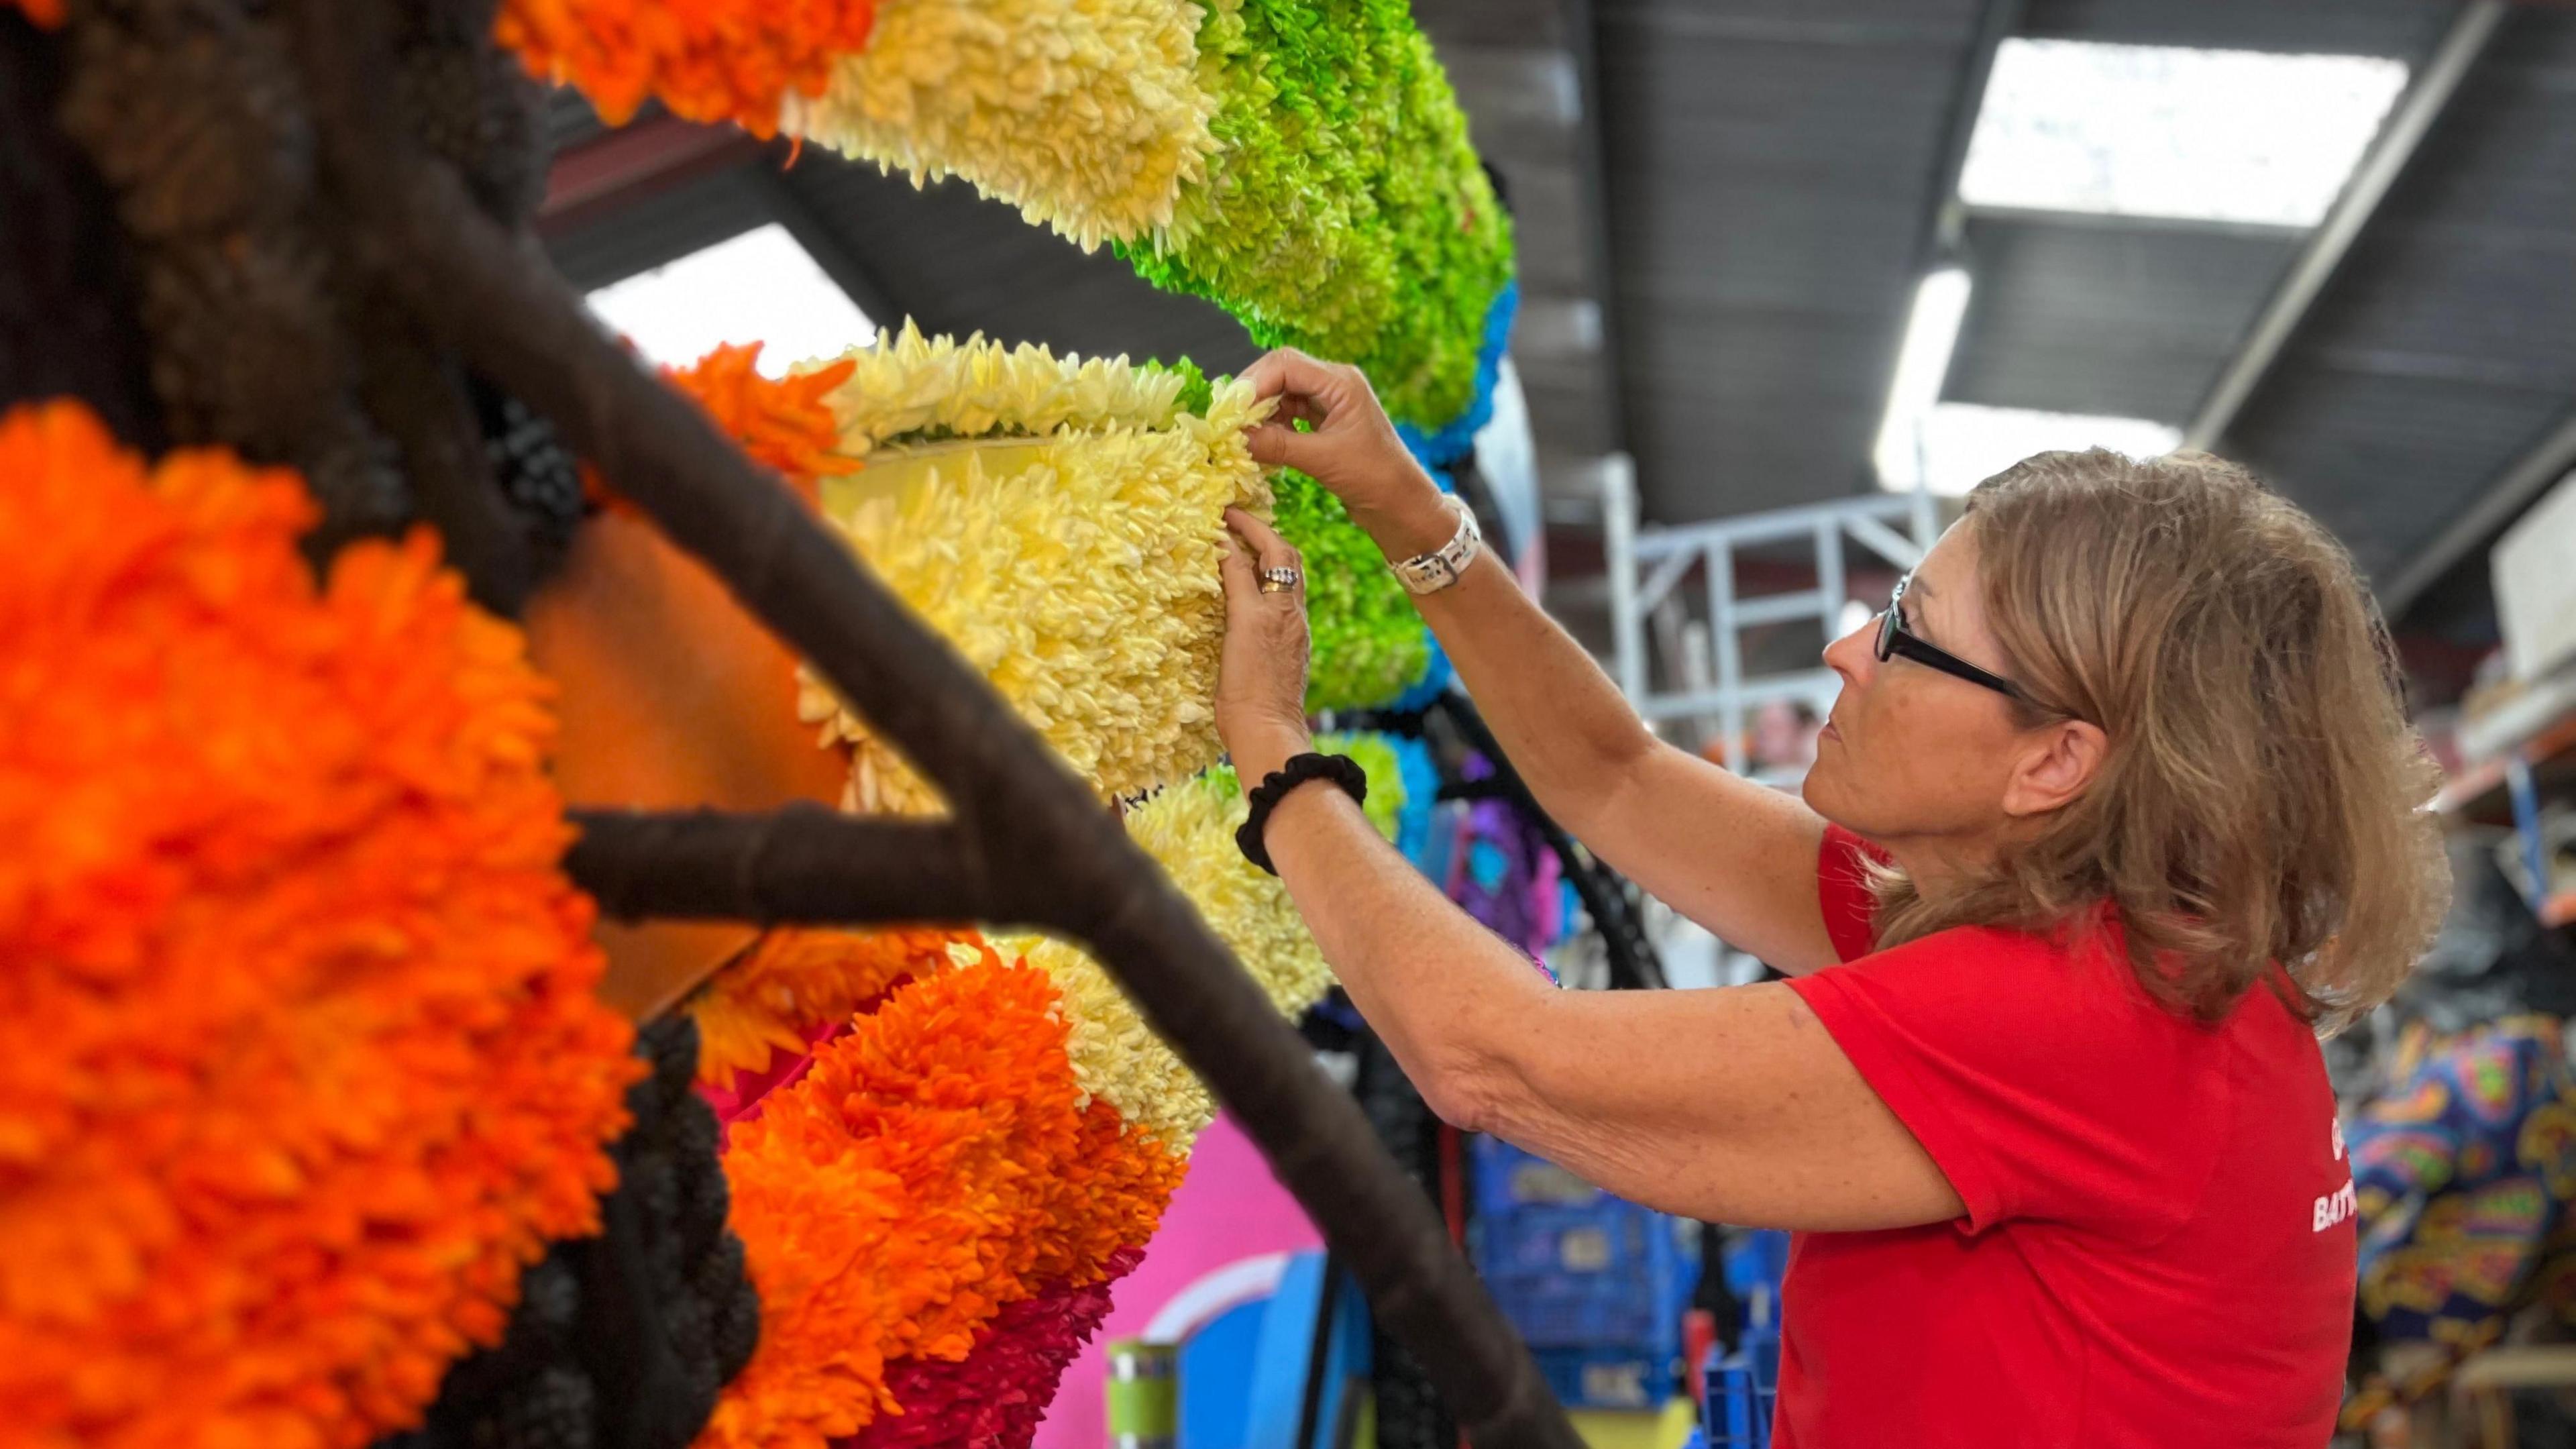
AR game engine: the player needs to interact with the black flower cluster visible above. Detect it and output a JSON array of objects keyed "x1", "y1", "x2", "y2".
[
  {"x1": 56, "y1": 0, "x2": 403, "y2": 553},
  {"x1": 36, "y1": 0, "x2": 588, "y2": 596},
  {"x1": 373, "y1": 1017, "x2": 760, "y2": 1449},
  {"x1": 391, "y1": 0, "x2": 547, "y2": 225},
  {"x1": 473, "y1": 376, "x2": 588, "y2": 576},
  {"x1": 387, "y1": 0, "x2": 589, "y2": 576}
]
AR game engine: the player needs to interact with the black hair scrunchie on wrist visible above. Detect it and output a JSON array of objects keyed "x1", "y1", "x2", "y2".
[{"x1": 1236, "y1": 753, "x2": 1369, "y2": 876}]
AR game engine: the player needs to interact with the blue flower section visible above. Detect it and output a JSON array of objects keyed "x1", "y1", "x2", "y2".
[
  {"x1": 1554, "y1": 877, "x2": 1584, "y2": 949},
  {"x1": 1388, "y1": 635, "x2": 1454, "y2": 712},
  {"x1": 1396, "y1": 281, "x2": 1519, "y2": 472},
  {"x1": 1387, "y1": 732, "x2": 1444, "y2": 872}
]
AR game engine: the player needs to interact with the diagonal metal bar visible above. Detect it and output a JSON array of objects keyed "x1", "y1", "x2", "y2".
[
  {"x1": 742, "y1": 162, "x2": 906, "y2": 335},
  {"x1": 2383, "y1": 406, "x2": 2576, "y2": 617},
  {"x1": 2184, "y1": 0, "x2": 2507, "y2": 452},
  {"x1": 1632, "y1": 546, "x2": 1699, "y2": 619},
  {"x1": 1842, "y1": 511, "x2": 1930, "y2": 573},
  {"x1": 1916, "y1": 0, "x2": 2029, "y2": 267}
]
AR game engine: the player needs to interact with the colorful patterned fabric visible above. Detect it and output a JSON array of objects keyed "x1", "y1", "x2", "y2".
[{"x1": 2343, "y1": 1015, "x2": 2576, "y2": 1424}]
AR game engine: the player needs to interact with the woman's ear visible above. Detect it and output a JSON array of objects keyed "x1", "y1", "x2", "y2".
[{"x1": 2002, "y1": 718, "x2": 2108, "y2": 818}]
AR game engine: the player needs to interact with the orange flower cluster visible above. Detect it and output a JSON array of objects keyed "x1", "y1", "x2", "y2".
[
  {"x1": 0, "y1": 400, "x2": 641, "y2": 1449},
  {"x1": 704, "y1": 947, "x2": 1183, "y2": 1449},
  {"x1": 586, "y1": 343, "x2": 861, "y2": 515},
  {"x1": 665, "y1": 344, "x2": 863, "y2": 502},
  {"x1": 496, "y1": 0, "x2": 881, "y2": 135},
  {"x1": 687, "y1": 926, "x2": 967, "y2": 1086}
]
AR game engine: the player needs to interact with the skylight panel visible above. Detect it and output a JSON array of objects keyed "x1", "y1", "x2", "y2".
[
  {"x1": 1959, "y1": 40, "x2": 2409, "y2": 227},
  {"x1": 586, "y1": 223, "x2": 877, "y2": 377}
]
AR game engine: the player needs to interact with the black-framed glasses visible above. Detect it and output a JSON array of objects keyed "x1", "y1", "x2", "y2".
[{"x1": 1875, "y1": 573, "x2": 2025, "y2": 700}]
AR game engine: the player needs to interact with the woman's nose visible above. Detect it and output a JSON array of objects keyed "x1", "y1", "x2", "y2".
[{"x1": 1823, "y1": 612, "x2": 1876, "y2": 686}]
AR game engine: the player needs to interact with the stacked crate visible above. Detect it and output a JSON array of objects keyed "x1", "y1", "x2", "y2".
[
  {"x1": 1468, "y1": 1137, "x2": 1698, "y2": 1411},
  {"x1": 1701, "y1": 1230, "x2": 1788, "y2": 1448}
]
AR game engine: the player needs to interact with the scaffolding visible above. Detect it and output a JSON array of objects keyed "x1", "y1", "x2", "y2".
[{"x1": 1601, "y1": 457, "x2": 1941, "y2": 776}]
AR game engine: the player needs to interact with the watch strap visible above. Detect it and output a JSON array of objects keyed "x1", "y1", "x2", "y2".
[{"x1": 1391, "y1": 496, "x2": 1481, "y2": 596}]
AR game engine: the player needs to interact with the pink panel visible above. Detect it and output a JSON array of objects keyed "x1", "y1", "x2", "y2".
[{"x1": 1033, "y1": 1112, "x2": 1326, "y2": 1449}]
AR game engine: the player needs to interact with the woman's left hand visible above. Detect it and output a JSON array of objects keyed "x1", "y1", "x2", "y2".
[{"x1": 1215, "y1": 507, "x2": 1315, "y2": 785}]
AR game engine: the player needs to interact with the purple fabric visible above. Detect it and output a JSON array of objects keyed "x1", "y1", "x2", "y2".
[{"x1": 1445, "y1": 753, "x2": 1561, "y2": 961}]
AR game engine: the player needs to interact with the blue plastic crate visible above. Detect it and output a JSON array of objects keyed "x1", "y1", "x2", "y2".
[
  {"x1": 1473, "y1": 1136, "x2": 1607, "y2": 1216},
  {"x1": 1534, "y1": 1344, "x2": 1683, "y2": 1411},
  {"x1": 1487, "y1": 1276, "x2": 1667, "y2": 1350},
  {"x1": 1702, "y1": 1330, "x2": 1780, "y2": 1449},
  {"x1": 1721, "y1": 1230, "x2": 1792, "y2": 1332},
  {"x1": 1470, "y1": 1138, "x2": 1698, "y2": 1362},
  {"x1": 1479, "y1": 1214, "x2": 1691, "y2": 1346},
  {"x1": 1482, "y1": 1201, "x2": 1656, "y2": 1280}
]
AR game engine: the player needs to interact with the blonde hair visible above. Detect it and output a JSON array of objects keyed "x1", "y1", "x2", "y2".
[{"x1": 1868, "y1": 449, "x2": 2449, "y2": 1032}]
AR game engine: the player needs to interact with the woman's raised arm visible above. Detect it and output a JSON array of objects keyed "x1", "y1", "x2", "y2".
[{"x1": 1240, "y1": 350, "x2": 1839, "y2": 973}]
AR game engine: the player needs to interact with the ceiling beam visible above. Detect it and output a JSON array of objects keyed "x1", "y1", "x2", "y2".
[
  {"x1": 1853, "y1": 0, "x2": 2019, "y2": 498},
  {"x1": 538, "y1": 113, "x2": 761, "y2": 233},
  {"x1": 1919, "y1": 0, "x2": 2029, "y2": 268},
  {"x1": 2182, "y1": 0, "x2": 2508, "y2": 452},
  {"x1": 2383, "y1": 407, "x2": 2576, "y2": 617}
]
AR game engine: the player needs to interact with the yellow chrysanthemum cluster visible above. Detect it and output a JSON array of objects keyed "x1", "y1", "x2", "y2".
[
  {"x1": 1016, "y1": 939, "x2": 1218, "y2": 1158},
  {"x1": 812, "y1": 319, "x2": 1220, "y2": 447},
  {"x1": 1016, "y1": 755, "x2": 1403, "y2": 1150},
  {"x1": 784, "y1": 0, "x2": 1224, "y2": 251},
  {"x1": 778, "y1": 0, "x2": 1511, "y2": 427},
  {"x1": 796, "y1": 325, "x2": 1272, "y2": 812}
]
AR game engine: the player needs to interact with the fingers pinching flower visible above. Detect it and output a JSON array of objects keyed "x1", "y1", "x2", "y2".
[{"x1": 1216, "y1": 507, "x2": 1316, "y2": 781}]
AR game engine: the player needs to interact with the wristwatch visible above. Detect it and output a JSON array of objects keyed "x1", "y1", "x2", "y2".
[{"x1": 1390, "y1": 495, "x2": 1482, "y2": 596}]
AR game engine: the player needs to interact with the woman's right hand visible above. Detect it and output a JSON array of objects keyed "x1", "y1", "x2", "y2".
[{"x1": 1241, "y1": 349, "x2": 1457, "y2": 559}]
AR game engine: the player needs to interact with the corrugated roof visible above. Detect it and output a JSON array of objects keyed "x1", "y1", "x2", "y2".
[{"x1": 534, "y1": 0, "x2": 2576, "y2": 621}]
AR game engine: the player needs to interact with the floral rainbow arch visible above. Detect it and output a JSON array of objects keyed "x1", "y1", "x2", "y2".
[{"x1": 3, "y1": 0, "x2": 1522, "y2": 1444}]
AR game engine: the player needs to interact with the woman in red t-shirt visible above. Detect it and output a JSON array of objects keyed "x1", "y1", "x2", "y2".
[{"x1": 1212, "y1": 349, "x2": 2450, "y2": 1447}]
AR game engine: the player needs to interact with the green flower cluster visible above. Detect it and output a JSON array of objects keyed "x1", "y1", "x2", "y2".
[
  {"x1": 1145, "y1": 370, "x2": 1431, "y2": 712},
  {"x1": 1309, "y1": 731, "x2": 1407, "y2": 841},
  {"x1": 1118, "y1": 0, "x2": 1514, "y2": 428},
  {"x1": 1272, "y1": 468, "x2": 1430, "y2": 712}
]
